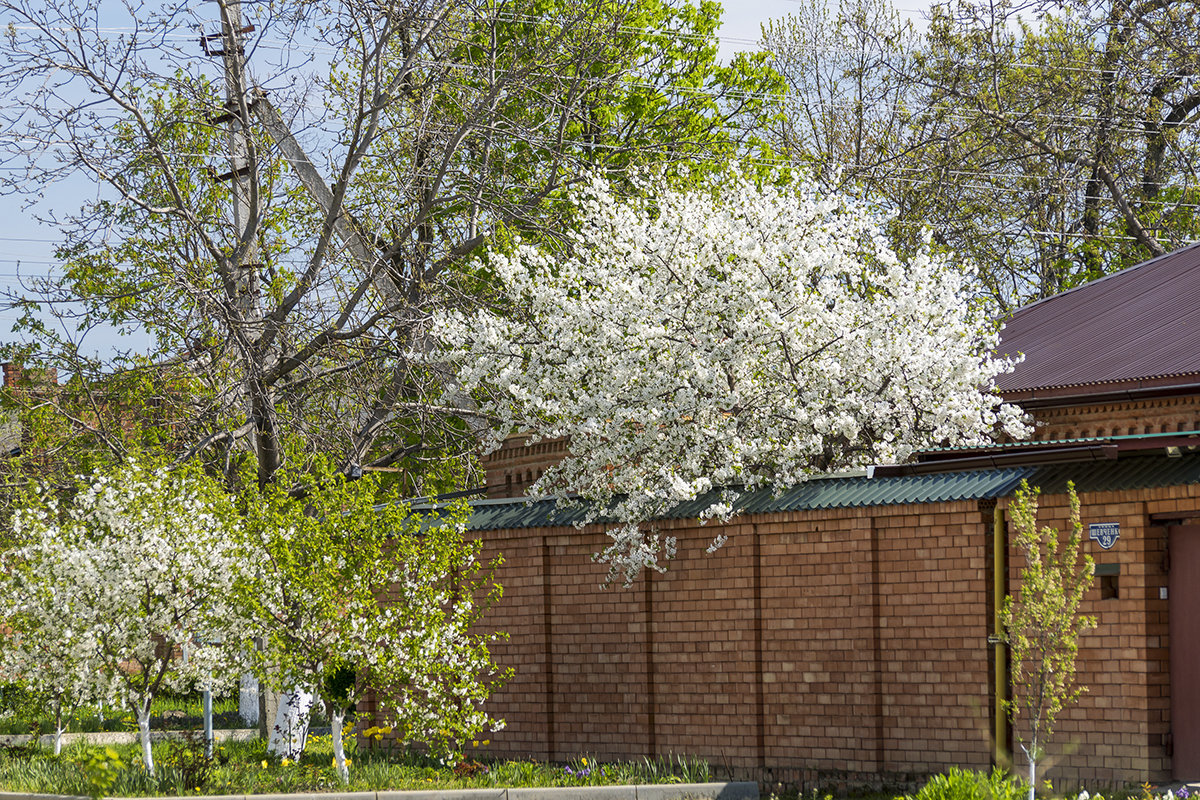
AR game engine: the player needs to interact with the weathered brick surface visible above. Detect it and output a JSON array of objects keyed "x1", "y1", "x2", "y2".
[
  {"x1": 1029, "y1": 395, "x2": 1200, "y2": 441},
  {"x1": 455, "y1": 481, "x2": 1200, "y2": 788},
  {"x1": 482, "y1": 437, "x2": 569, "y2": 499}
]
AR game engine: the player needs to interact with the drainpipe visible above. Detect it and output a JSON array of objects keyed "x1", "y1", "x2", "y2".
[{"x1": 992, "y1": 505, "x2": 1008, "y2": 767}]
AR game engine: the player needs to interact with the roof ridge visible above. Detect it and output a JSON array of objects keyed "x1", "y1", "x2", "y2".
[{"x1": 1007, "y1": 241, "x2": 1200, "y2": 317}]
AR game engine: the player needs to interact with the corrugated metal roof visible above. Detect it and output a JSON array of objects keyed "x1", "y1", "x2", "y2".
[
  {"x1": 446, "y1": 453, "x2": 1200, "y2": 531},
  {"x1": 996, "y1": 242, "x2": 1200, "y2": 393},
  {"x1": 1020, "y1": 453, "x2": 1200, "y2": 494}
]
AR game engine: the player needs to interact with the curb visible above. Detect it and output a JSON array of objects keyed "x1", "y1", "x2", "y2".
[
  {"x1": 0, "y1": 731, "x2": 258, "y2": 748},
  {"x1": 0, "y1": 782, "x2": 757, "y2": 800}
]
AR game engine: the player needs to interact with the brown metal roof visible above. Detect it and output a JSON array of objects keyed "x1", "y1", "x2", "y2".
[{"x1": 995, "y1": 242, "x2": 1200, "y2": 395}]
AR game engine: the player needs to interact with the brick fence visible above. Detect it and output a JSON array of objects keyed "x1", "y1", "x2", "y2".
[{"x1": 452, "y1": 481, "x2": 1199, "y2": 789}]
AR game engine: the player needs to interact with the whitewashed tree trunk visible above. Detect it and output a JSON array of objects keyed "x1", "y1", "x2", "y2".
[
  {"x1": 53, "y1": 698, "x2": 64, "y2": 755},
  {"x1": 1023, "y1": 744, "x2": 1037, "y2": 800},
  {"x1": 267, "y1": 687, "x2": 313, "y2": 759},
  {"x1": 136, "y1": 704, "x2": 155, "y2": 775},
  {"x1": 330, "y1": 706, "x2": 349, "y2": 783},
  {"x1": 238, "y1": 671, "x2": 259, "y2": 725}
]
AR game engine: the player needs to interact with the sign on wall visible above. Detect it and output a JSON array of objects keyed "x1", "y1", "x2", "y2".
[{"x1": 1089, "y1": 522, "x2": 1120, "y2": 550}]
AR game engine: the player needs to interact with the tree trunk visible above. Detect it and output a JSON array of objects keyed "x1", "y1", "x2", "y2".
[
  {"x1": 53, "y1": 699, "x2": 64, "y2": 755},
  {"x1": 136, "y1": 704, "x2": 155, "y2": 775},
  {"x1": 267, "y1": 686, "x2": 313, "y2": 759},
  {"x1": 330, "y1": 705, "x2": 349, "y2": 783},
  {"x1": 1023, "y1": 744, "x2": 1036, "y2": 800}
]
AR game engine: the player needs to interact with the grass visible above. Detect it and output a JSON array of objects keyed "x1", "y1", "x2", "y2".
[
  {"x1": 0, "y1": 734, "x2": 713, "y2": 796},
  {"x1": 0, "y1": 692, "x2": 267, "y2": 736}
]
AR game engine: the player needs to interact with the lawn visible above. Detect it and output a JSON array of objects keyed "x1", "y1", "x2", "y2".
[
  {"x1": 0, "y1": 691, "x2": 257, "y2": 736},
  {"x1": 0, "y1": 734, "x2": 712, "y2": 797}
]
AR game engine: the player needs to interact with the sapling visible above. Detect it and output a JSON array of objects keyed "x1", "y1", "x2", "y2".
[
  {"x1": 235, "y1": 461, "x2": 509, "y2": 781},
  {"x1": 1002, "y1": 481, "x2": 1096, "y2": 800}
]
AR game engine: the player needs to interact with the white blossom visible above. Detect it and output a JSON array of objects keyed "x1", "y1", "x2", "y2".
[
  {"x1": 0, "y1": 461, "x2": 245, "y2": 773},
  {"x1": 436, "y1": 169, "x2": 1029, "y2": 584}
]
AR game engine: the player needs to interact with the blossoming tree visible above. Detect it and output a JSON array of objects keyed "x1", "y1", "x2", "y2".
[
  {"x1": 1, "y1": 461, "x2": 245, "y2": 774},
  {"x1": 235, "y1": 463, "x2": 508, "y2": 781},
  {"x1": 0, "y1": 602, "x2": 108, "y2": 755},
  {"x1": 436, "y1": 169, "x2": 1029, "y2": 583}
]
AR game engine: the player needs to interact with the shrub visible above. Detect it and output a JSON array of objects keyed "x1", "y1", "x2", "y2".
[{"x1": 907, "y1": 767, "x2": 1027, "y2": 800}]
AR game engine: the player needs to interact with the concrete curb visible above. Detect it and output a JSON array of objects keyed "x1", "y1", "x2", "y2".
[
  {"x1": 0, "y1": 782, "x2": 757, "y2": 800},
  {"x1": 0, "y1": 731, "x2": 258, "y2": 749}
]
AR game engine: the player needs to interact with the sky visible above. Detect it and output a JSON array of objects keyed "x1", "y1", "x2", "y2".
[{"x1": 0, "y1": 0, "x2": 930, "y2": 355}]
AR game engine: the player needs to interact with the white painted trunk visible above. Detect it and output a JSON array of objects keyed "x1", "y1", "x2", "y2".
[
  {"x1": 137, "y1": 708, "x2": 155, "y2": 775},
  {"x1": 53, "y1": 700, "x2": 64, "y2": 755},
  {"x1": 267, "y1": 686, "x2": 313, "y2": 759},
  {"x1": 239, "y1": 672, "x2": 260, "y2": 725},
  {"x1": 1024, "y1": 745, "x2": 1036, "y2": 800},
  {"x1": 330, "y1": 707, "x2": 349, "y2": 783}
]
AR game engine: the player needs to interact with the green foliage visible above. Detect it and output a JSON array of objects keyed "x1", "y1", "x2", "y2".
[
  {"x1": 234, "y1": 458, "x2": 510, "y2": 763},
  {"x1": 160, "y1": 731, "x2": 218, "y2": 792},
  {"x1": 75, "y1": 746, "x2": 124, "y2": 800},
  {"x1": 905, "y1": 768, "x2": 1027, "y2": 800},
  {"x1": 5, "y1": 0, "x2": 784, "y2": 502},
  {"x1": 1001, "y1": 481, "x2": 1097, "y2": 783}
]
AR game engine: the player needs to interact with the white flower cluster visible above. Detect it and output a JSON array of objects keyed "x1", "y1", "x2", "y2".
[{"x1": 436, "y1": 169, "x2": 1029, "y2": 584}]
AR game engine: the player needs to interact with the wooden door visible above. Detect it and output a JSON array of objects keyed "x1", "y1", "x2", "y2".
[{"x1": 1170, "y1": 525, "x2": 1200, "y2": 779}]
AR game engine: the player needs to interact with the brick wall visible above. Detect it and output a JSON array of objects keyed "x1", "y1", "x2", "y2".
[
  {"x1": 483, "y1": 436, "x2": 569, "y2": 499},
  {"x1": 1003, "y1": 484, "x2": 1197, "y2": 785},
  {"x1": 455, "y1": 481, "x2": 1200, "y2": 789},
  {"x1": 1028, "y1": 395, "x2": 1200, "y2": 441}
]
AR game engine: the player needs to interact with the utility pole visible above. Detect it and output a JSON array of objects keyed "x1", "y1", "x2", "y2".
[
  {"x1": 201, "y1": 0, "x2": 279, "y2": 739},
  {"x1": 205, "y1": 0, "x2": 261, "y2": 321}
]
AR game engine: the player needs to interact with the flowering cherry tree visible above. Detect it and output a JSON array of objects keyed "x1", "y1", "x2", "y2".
[
  {"x1": 0, "y1": 603, "x2": 108, "y2": 755},
  {"x1": 437, "y1": 169, "x2": 1029, "y2": 583},
  {"x1": 235, "y1": 463, "x2": 508, "y2": 781},
  {"x1": 1, "y1": 461, "x2": 245, "y2": 774}
]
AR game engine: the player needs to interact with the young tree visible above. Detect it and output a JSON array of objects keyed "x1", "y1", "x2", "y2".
[
  {"x1": 0, "y1": 460, "x2": 245, "y2": 774},
  {"x1": 0, "y1": 615, "x2": 108, "y2": 755},
  {"x1": 1001, "y1": 481, "x2": 1097, "y2": 800},
  {"x1": 234, "y1": 462, "x2": 508, "y2": 779},
  {"x1": 436, "y1": 168, "x2": 1029, "y2": 584}
]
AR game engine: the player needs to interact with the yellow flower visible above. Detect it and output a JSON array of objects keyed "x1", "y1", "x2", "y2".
[
  {"x1": 482, "y1": 739, "x2": 490, "y2": 746},
  {"x1": 260, "y1": 760, "x2": 268, "y2": 769},
  {"x1": 472, "y1": 740, "x2": 479, "y2": 747},
  {"x1": 281, "y1": 758, "x2": 291, "y2": 767},
  {"x1": 581, "y1": 757, "x2": 588, "y2": 767}
]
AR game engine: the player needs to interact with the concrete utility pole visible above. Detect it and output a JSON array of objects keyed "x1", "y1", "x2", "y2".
[
  {"x1": 209, "y1": 0, "x2": 261, "y2": 322},
  {"x1": 202, "y1": 0, "x2": 277, "y2": 737}
]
